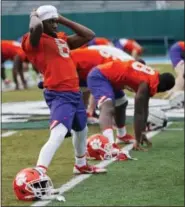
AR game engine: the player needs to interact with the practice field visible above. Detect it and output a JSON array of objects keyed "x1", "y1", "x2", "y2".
[
  {"x1": 2, "y1": 123, "x2": 184, "y2": 206},
  {"x1": 1, "y1": 64, "x2": 184, "y2": 206}
]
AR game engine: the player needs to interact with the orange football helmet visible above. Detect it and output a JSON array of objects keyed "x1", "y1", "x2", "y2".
[
  {"x1": 13, "y1": 168, "x2": 53, "y2": 201},
  {"x1": 87, "y1": 134, "x2": 120, "y2": 160}
]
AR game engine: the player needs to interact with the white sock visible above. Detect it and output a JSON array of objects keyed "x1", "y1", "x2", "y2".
[
  {"x1": 116, "y1": 126, "x2": 127, "y2": 138},
  {"x1": 36, "y1": 123, "x2": 68, "y2": 170},
  {"x1": 72, "y1": 126, "x2": 88, "y2": 164},
  {"x1": 75, "y1": 156, "x2": 86, "y2": 167},
  {"x1": 102, "y1": 128, "x2": 114, "y2": 144}
]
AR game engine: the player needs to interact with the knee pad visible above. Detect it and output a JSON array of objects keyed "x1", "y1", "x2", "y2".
[{"x1": 115, "y1": 95, "x2": 128, "y2": 107}]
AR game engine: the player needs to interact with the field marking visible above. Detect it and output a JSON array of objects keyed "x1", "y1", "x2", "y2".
[
  {"x1": 165, "y1": 128, "x2": 183, "y2": 131},
  {"x1": 31, "y1": 122, "x2": 173, "y2": 207},
  {"x1": 1, "y1": 131, "x2": 17, "y2": 138}
]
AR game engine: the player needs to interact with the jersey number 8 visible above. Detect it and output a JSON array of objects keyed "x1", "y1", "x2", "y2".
[
  {"x1": 55, "y1": 39, "x2": 70, "y2": 58},
  {"x1": 132, "y1": 61, "x2": 155, "y2": 75}
]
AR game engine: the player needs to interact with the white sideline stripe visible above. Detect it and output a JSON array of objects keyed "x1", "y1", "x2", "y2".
[
  {"x1": 31, "y1": 122, "x2": 173, "y2": 207},
  {"x1": 165, "y1": 128, "x2": 183, "y2": 131},
  {"x1": 1, "y1": 131, "x2": 17, "y2": 138}
]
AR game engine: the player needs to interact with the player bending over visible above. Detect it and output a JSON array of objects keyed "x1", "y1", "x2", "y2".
[
  {"x1": 164, "y1": 41, "x2": 184, "y2": 99},
  {"x1": 22, "y1": 5, "x2": 107, "y2": 176},
  {"x1": 1, "y1": 40, "x2": 28, "y2": 90},
  {"x1": 87, "y1": 60, "x2": 175, "y2": 150},
  {"x1": 71, "y1": 47, "x2": 134, "y2": 144}
]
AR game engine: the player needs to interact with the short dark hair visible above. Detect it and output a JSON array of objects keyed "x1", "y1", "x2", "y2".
[{"x1": 157, "y1": 73, "x2": 175, "y2": 92}]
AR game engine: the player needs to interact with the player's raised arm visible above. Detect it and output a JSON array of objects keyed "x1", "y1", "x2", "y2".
[
  {"x1": 57, "y1": 15, "x2": 95, "y2": 49},
  {"x1": 29, "y1": 10, "x2": 43, "y2": 47},
  {"x1": 134, "y1": 82, "x2": 150, "y2": 147}
]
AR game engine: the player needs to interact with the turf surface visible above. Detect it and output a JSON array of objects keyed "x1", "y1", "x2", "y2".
[
  {"x1": 48, "y1": 122, "x2": 184, "y2": 206},
  {"x1": 2, "y1": 64, "x2": 183, "y2": 206}
]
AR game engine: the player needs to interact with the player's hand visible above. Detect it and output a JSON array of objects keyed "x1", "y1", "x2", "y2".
[
  {"x1": 141, "y1": 133, "x2": 152, "y2": 148},
  {"x1": 30, "y1": 9, "x2": 38, "y2": 18},
  {"x1": 133, "y1": 142, "x2": 148, "y2": 152}
]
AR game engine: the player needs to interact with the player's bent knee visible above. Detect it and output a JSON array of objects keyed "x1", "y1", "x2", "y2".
[
  {"x1": 98, "y1": 98, "x2": 113, "y2": 109},
  {"x1": 115, "y1": 95, "x2": 128, "y2": 107},
  {"x1": 100, "y1": 100, "x2": 115, "y2": 115}
]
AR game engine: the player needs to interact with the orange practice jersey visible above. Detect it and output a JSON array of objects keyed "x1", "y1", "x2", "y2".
[
  {"x1": 1, "y1": 40, "x2": 27, "y2": 62},
  {"x1": 178, "y1": 41, "x2": 185, "y2": 50},
  {"x1": 22, "y1": 32, "x2": 79, "y2": 92},
  {"x1": 118, "y1": 39, "x2": 142, "y2": 54},
  {"x1": 71, "y1": 48, "x2": 118, "y2": 81},
  {"x1": 97, "y1": 60, "x2": 159, "y2": 96},
  {"x1": 81, "y1": 37, "x2": 112, "y2": 48},
  {"x1": 92, "y1": 37, "x2": 112, "y2": 46}
]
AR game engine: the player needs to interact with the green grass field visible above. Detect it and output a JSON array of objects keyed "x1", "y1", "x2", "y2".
[{"x1": 2, "y1": 64, "x2": 184, "y2": 206}]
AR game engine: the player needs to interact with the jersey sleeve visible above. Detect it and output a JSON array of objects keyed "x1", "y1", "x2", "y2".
[
  {"x1": 17, "y1": 50, "x2": 27, "y2": 61},
  {"x1": 21, "y1": 33, "x2": 33, "y2": 52},
  {"x1": 21, "y1": 33, "x2": 43, "y2": 53}
]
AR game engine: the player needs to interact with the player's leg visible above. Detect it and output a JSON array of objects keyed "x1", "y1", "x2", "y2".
[
  {"x1": 1, "y1": 65, "x2": 6, "y2": 81},
  {"x1": 36, "y1": 90, "x2": 76, "y2": 173},
  {"x1": 114, "y1": 90, "x2": 135, "y2": 144},
  {"x1": 18, "y1": 62, "x2": 27, "y2": 89},
  {"x1": 86, "y1": 94, "x2": 99, "y2": 124},
  {"x1": 87, "y1": 68, "x2": 115, "y2": 144},
  {"x1": 172, "y1": 61, "x2": 184, "y2": 91},
  {"x1": 80, "y1": 81, "x2": 99, "y2": 125},
  {"x1": 1, "y1": 62, "x2": 13, "y2": 90},
  {"x1": 72, "y1": 93, "x2": 107, "y2": 174}
]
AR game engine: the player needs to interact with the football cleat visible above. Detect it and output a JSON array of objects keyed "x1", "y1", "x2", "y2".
[
  {"x1": 116, "y1": 134, "x2": 136, "y2": 144},
  {"x1": 73, "y1": 164, "x2": 107, "y2": 174}
]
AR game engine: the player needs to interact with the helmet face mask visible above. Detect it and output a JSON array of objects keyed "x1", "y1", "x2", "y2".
[
  {"x1": 25, "y1": 176, "x2": 53, "y2": 199},
  {"x1": 13, "y1": 168, "x2": 54, "y2": 201}
]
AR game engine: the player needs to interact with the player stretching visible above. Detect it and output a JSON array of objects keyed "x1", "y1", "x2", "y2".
[
  {"x1": 71, "y1": 47, "x2": 134, "y2": 144},
  {"x1": 1, "y1": 40, "x2": 28, "y2": 90},
  {"x1": 22, "y1": 5, "x2": 106, "y2": 175},
  {"x1": 87, "y1": 60, "x2": 175, "y2": 150}
]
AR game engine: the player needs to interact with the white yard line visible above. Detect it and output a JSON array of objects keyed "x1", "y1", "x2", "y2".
[
  {"x1": 1, "y1": 131, "x2": 17, "y2": 138},
  {"x1": 31, "y1": 122, "x2": 173, "y2": 207}
]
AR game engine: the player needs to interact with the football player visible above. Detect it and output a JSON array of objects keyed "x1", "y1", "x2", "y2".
[
  {"x1": 22, "y1": 5, "x2": 106, "y2": 178},
  {"x1": 71, "y1": 47, "x2": 135, "y2": 144},
  {"x1": 87, "y1": 60, "x2": 175, "y2": 150},
  {"x1": 1, "y1": 40, "x2": 28, "y2": 90},
  {"x1": 164, "y1": 41, "x2": 184, "y2": 99},
  {"x1": 113, "y1": 38, "x2": 143, "y2": 60}
]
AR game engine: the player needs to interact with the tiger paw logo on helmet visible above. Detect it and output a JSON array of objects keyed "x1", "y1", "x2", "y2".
[
  {"x1": 13, "y1": 168, "x2": 54, "y2": 201},
  {"x1": 15, "y1": 172, "x2": 27, "y2": 186},
  {"x1": 87, "y1": 134, "x2": 120, "y2": 160}
]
